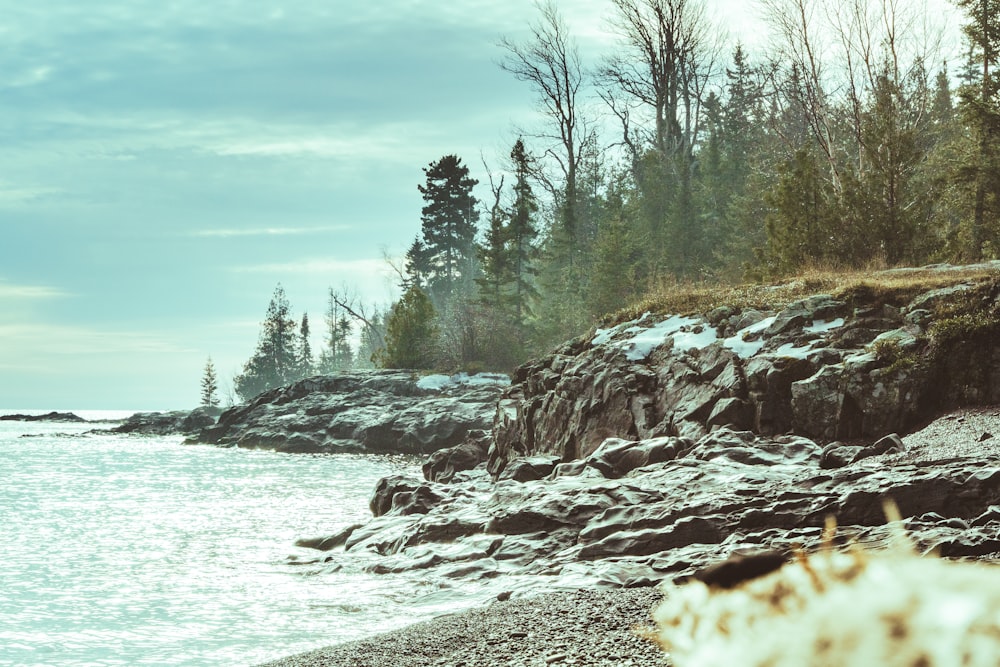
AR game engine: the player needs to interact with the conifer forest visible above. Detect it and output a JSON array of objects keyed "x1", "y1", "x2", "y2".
[{"x1": 233, "y1": 0, "x2": 1000, "y2": 400}]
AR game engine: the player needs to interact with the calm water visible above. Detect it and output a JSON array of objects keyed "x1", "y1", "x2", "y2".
[{"x1": 0, "y1": 411, "x2": 443, "y2": 667}]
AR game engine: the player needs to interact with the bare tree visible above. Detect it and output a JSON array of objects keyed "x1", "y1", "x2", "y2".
[
  {"x1": 596, "y1": 0, "x2": 723, "y2": 275},
  {"x1": 599, "y1": 0, "x2": 721, "y2": 159},
  {"x1": 762, "y1": 0, "x2": 843, "y2": 188},
  {"x1": 498, "y1": 0, "x2": 592, "y2": 248}
]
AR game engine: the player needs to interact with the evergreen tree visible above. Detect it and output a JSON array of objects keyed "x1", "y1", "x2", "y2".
[
  {"x1": 762, "y1": 148, "x2": 843, "y2": 272},
  {"x1": 379, "y1": 286, "x2": 437, "y2": 369},
  {"x1": 954, "y1": 0, "x2": 1000, "y2": 258},
  {"x1": 200, "y1": 357, "x2": 219, "y2": 408},
  {"x1": 402, "y1": 236, "x2": 432, "y2": 290},
  {"x1": 507, "y1": 138, "x2": 540, "y2": 331},
  {"x1": 234, "y1": 284, "x2": 298, "y2": 400},
  {"x1": 418, "y1": 155, "x2": 480, "y2": 309},
  {"x1": 476, "y1": 190, "x2": 509, "y2": 312},
  {"x1": 297, "y1": 313, "x2": 314, "y2": 378}
]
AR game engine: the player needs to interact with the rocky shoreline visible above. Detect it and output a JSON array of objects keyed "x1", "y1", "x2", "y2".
[
  {"x1": 102, "y1": 266, "x2": 1000, "y2": 665},
  {"x1": 257, "y1": 405, "x2": 1000, "y2": 667}
]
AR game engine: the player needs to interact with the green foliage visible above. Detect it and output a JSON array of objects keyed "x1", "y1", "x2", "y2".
[
  {"x1": 418, "y1": 155, "x2": 480, "y2": 308},
  {"x1": 379, "y1": 286, "x2": 438, "y2": 369},
  {"x1": 200, "y1": 357, "x2": 220, "y2": 408},
  {"x1": 870, "y1": 337, "x2": 918, "y2": 374},
  {"x1": 234, "y1": 285, "x2": 301, "y2": 401},
  {"x1": 297, "y1": 313, "x2": 314, "y2": 378}
]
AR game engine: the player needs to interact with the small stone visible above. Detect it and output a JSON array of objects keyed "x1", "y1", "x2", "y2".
[
  {"x1": 496, "y1": 590, "x2": 512, "y2": 601},
  {"x1": 510, "y1": 631, "x2": 528, "y2": 639},
  {"x1": 545, "y1": 654, "x2": 568, "y2": 664}
]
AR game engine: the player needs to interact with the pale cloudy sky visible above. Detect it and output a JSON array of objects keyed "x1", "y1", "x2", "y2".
[{"x1": 0, "y1": 0, "x2": 958, "y2": 409}]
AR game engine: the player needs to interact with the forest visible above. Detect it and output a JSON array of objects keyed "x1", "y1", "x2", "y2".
[{"x1": 223, "y1": 0, "x2": 1000, "y2": 403}]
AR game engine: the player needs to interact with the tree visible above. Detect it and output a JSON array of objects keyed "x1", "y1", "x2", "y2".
[
  {"x1": 598, "y1": 0, "x2": 722, "y2": 277},
  {"x1": 402, "y1": 236, "x2": 432, "y2": 290},
  {"x1": 499, "y1": 0, "x2": 590, "y2": 257},
  {"x1": 476, "y1": 170, "x2": 509, "y2": 311},
  {"x1": 318, "y1": 288, "x2": 356, "y2": 373},
  {"x1": 507, "y1": 138, "x2": 540, "y2": 331},
  {"x1": 954, "y1": 0, "x2": 1000, "y2": 258},
  {"x1": 200, "y1": 357, "x2": 219, "y2": 408},
  {"x1": 418, "y1": 155, "x2": 480, "y2": 308},
  {"x1": 234, "y1": 284, "x2": 299, "y2": 400},
  {"x1": 379, "y1": 286, "x2": 438, "y2": 369},
  {"x1": 297, "y1": 313, "x2": 314, "y2": 378}
]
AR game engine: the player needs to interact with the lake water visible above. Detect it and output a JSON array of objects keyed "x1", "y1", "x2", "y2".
[{"x1": 0, "y1": 411, "x2": 464, "y2": 666}]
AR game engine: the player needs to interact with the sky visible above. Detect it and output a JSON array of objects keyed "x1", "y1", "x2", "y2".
[{"x1": 0, "y1": 0, "x2": 959, "y2": 410}]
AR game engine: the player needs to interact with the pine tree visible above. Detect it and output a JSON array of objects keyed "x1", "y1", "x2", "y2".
[
  {"x1": 402, "y1": 236, "x2": 433, "y2": 290},
  {"x1": 418, "y1": 155, "x2": 480, "y2": 309},
  {"x1": 954, "y1": 0, "x2": 1000, "y2": 258},
  {"x1": 234, "y1": 284, "x2": 299, "y2": 400},
  {"x1": 200, "y1": 357, "x2": 220, "y2": 408},
  {"x1": 507, "y1": 138, "x2": 540, "y2": 331},
  {"x1": 297, "y1": 313, "x2": 314, "y2": 378},
  {"x1": 379, "y1": 286, "x2": 437, "y2": 369}
]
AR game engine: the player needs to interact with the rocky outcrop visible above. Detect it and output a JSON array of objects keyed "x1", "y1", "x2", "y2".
[
  {"x1": 490, "y1": 274, "x2": 1000, "y2": 474},
  {"x1": 110, "y1": 407, "x2": 221, "y2": 435},
  {"x1": 290, "y1": 269, "x2": 1000, "y2": 601},
  {"x1": 193, "y1": 371, "x2": 508, "y2": 455},
  {"x1": 298, "y1": 418, "x2": 1000, "y2": 595},
  {"x1": 1, "y1": 411, "x2": 86, "y2": 422}
]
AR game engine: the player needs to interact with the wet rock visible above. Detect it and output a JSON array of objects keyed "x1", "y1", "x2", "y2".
[
  {"x1": 819, "y1": 442, "x2": 864, "y2": 469},
  {"x1": 111, "y1": 407, "x2": 220, "y2": 435},
  {"x1": 323, "y1": 419, "x2": 1000, "y2": 597},
  {"x1": 193, "y1": 370, "x2": 507, "y2": 455},
  {"x1": 851, "y1": 433, "x2": 905, "y2": 463},
  {"x1": 1, "y1": 411, "x2": 87, "y2": 423},
  {"x1": 296, "y1": 524, "x2": 363, "y2": 551},
  {"x1": 423, "y1": 431, "x2": 490, "y2": 483},
  {"x1": 497, "y1": 455, "x2": 562, "y2": 483}
]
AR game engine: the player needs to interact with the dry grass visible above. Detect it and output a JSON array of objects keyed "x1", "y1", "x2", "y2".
[{"x1": 605, "y1": 262, "x2": 1000, "y2": 326}]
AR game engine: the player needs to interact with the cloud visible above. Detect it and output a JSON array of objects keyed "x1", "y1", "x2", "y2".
[
  {"x1": 191, "y1": 225, "x2": 350, "y2": 238},
  {"x1": 231, "y1": 257, "x2": 393, "y2": 277},
  {"x1": 0, "y1": 282, "x2": 68, "y2": 299},
  {"x1": 0, "y1": 323, "x2": 192, "y2": 376}
]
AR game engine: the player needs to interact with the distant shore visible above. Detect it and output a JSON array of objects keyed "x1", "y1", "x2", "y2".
[{"x1": 256, "y1": 587, "x2": 668, "y2": 667}]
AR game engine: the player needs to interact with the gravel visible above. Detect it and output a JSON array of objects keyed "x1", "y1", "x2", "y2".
[{"x1": 255, "y1": 587, "x2": 670, "y2": 667}]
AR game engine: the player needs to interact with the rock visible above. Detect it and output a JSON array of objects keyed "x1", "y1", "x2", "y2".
[
  {"x1": 497, "y1": 455, "x2": 562, "y2": 482},
  {"x1": 111, "y1": 407, "x2": 220, "y2": 435},
  {"x1": 819, "y1": 442, "x2": 864, "y2": 469},
  {"x1": 193, "y1": 370, "x2": 507, "y2": 455},
  {"x1": 296, "y1": 524, "x2": 363, "y2": 551},
  {"x1": 302, "y1": 271, "x2": 1000, "y2": 609},
  {"x1": 851, "y1": 432, "x2": 906, "y2": 463},
  {"x1": 325, "y1": 418, "x2": 1000, "y2": 593},
  {"x1": 0, "y1": 411, "x2": 86, "y2": 422},
  {"x1": 423, "y1": 431, "x2": 490, "y2": 483},
  {"x1": 370, "y1": 475, "x2": 422, "y2": 518}
]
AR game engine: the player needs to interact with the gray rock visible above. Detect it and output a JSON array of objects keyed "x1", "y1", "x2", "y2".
[
  {"x1": 851, "y1": 432, "x2": 906, "y2": 463},
  {"x1": 111, "y1": 407, "x2": 220, "y2": 435},
  {"x1": 193, "y1": 370, "x2": 506, "y2": 456}
]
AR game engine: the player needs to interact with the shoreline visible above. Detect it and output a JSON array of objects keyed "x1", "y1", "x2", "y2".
[
  {"x1": 257, "y1": 406, "x2": 1000, "y2": 667},
  {"x1": 255, "y1": 587, "x2": 668, "y2": 667}
]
